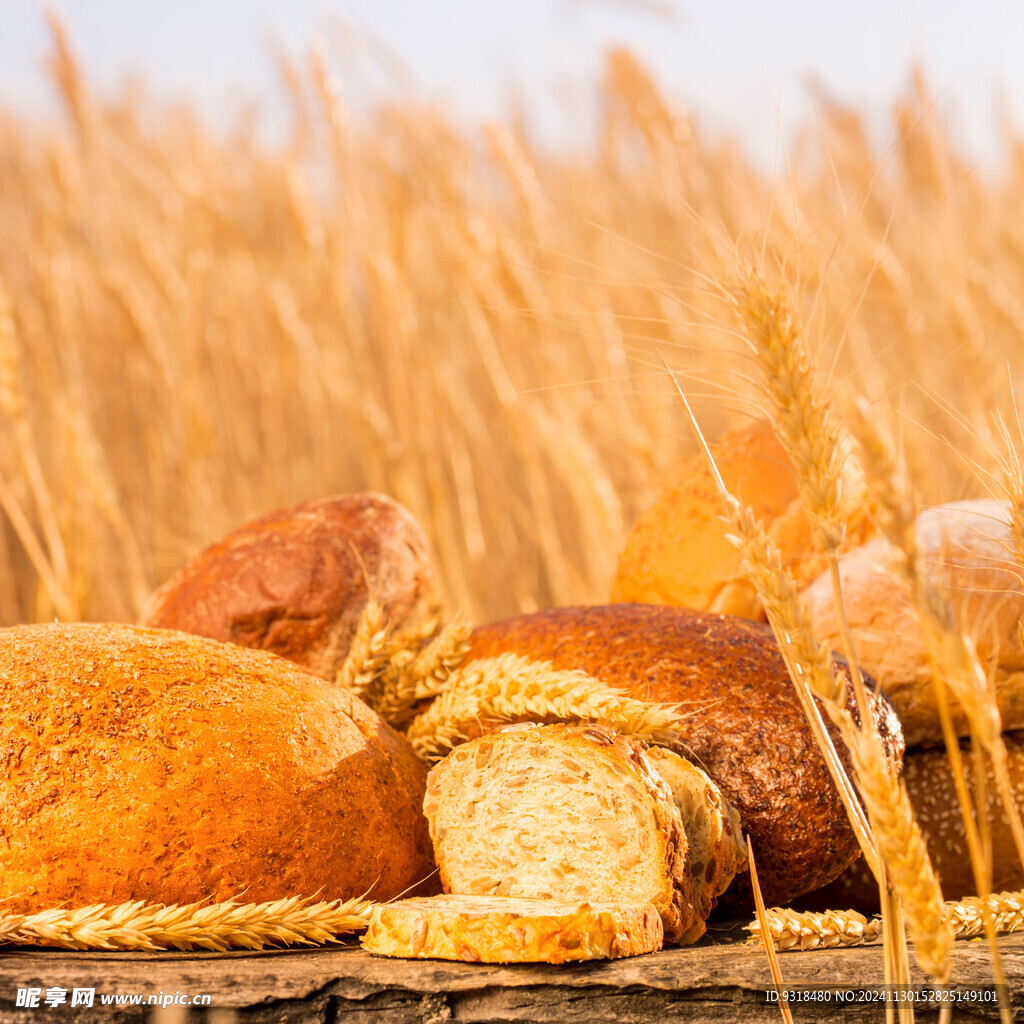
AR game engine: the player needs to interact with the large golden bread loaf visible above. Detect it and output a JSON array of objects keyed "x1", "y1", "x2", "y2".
[
  {"x1": 140, "y1": 493, "x2": 440, "y2": 681},
  {"x1": 0, "y1": 622, "x2": 437, "y2": 914},
  {"x1": 464, "y1": 604, "x2": 904, "y2": 909}
]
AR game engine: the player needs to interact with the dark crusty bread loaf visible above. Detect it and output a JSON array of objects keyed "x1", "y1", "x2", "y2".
[
  {"x1": 802, "y1": 732, "x2": 1024, "y2": 912},
  {"x1": 0, "y1": 622, "x2": 437, "y2": 914},
  {"x1": 422, "y1": 723, "x2": 696, "y2": 944},
  {"x1": 140, "y1": 493, "x2": 440, "y2": 681},
  {"x1": 362, "y1": 895, "x2": 664, "y2": 962},
  {"x1": 465, "y1": 604, "x2": 904, "y2": 909}
]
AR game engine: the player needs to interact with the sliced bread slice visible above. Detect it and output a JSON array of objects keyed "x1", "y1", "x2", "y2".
[
  {"x1": 362, "y1": 895, "x2": 663, "y2": 962},
  {"x1": 645, "y1": 746, "x2": 747, "y2": 940},
  {"x1": 423, "y1": 722, "x2": 695, "y2": 944}
]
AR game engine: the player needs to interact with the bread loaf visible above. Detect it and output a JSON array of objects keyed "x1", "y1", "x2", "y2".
[
  {"x1": 611, "y1": 420, "x2": 875, "y2": 619},
  {"x1": 140, "y1": 493, "x2": 440, "y2": 681},
  {"x1": 362, "y1": 895, "x2": 663, "y2": 962},
  {"x1": 800, "y1": 499, "x2": 1024, "y2": 746},
  {"x1": 464, "y1": 604, "x2": 905, "y2": 908},
  {"x1": 422, "y1": 723, "x2": 696, "y2": 944},
  {"x1": 803, "y1": 732, "x2": 1024, "y2": 912},
  {"x1": 0, "y1": 623, "x2": 437, "y2": 914},
  {"x1": 645, "y1": 746, "x2": 746, "y2": 924}
]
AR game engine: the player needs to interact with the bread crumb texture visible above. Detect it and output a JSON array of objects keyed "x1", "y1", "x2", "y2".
[{"x1": 423, "y1": 722, "x2": 695, "y2": 943}]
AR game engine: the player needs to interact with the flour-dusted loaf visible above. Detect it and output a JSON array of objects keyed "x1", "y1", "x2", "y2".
[
  {"x1": 803, "y1": 731, "x2": 1024, "y2": 911},
  {"x1": 0, "y1": 623, "x2": 437, "y2": 914},
  {"x1": 140, "y1": 493, "x2": 440, "y2": 681},
  {"x1": 645, "y1": 747, "x2": 746, "y2": 924},
  {"x1": 801, "y1": 499, "x2": 1024, "y2": 747},
  {"x1": 423, "y1": 723, "x2": 696, "y2": 944},
  {"x1": 362, "y1": 895, "x2": 663, "y2": 963},
  {"x1": 465, "y1": 605, "x2": 904, "y2": 909}
]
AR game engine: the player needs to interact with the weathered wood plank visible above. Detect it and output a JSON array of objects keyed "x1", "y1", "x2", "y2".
[{"x1": 1, "y1": 930, "x2": 1020, "y2": 1022}]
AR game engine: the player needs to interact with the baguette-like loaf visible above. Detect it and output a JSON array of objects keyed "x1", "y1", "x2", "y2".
[
  {"x1": 140, "y1": 493, "x2": 440, "y2": 681},
  {"x1": 0, "y1": 622, "x2": 437, "y2": 913},
  {"x1": 800, "y1": 499, "x2": 1024, "y2": 746},
  {"x1": 423, "y1": 723, "x2": 696, "y2": 944},
  {"x1": 362, "y1": 895, "x2": 663, "y2": 962},
  {"x1": 803, "y1": 732, "x2": 1024, "y2": 911},
  {"x1": 611, "y1": 420, "x2": 875, "y2": 619},
  {"x1": 465, "y1": 604, "x2": 904, "y2": 908}
]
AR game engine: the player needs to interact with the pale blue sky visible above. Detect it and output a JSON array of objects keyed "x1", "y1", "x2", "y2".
[{"x1": 2, "y1": 2, "x2": 1021, "y2": 165}]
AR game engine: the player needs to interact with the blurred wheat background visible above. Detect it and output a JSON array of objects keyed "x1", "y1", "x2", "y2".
[{"x1": 1, "y1": 16, "x2": 1022, "y2": 628}]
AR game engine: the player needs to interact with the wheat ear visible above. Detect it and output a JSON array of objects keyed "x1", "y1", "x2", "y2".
[
  {"x1": 750, "y1": 889, "x2": 1024, "y2": 951},
  {"x1": 405, "y1": 652, "x2": 686, "y2": 762},
  {"x1": 336, "y1": 601, "x2": 472, "y2": 728},
  {"x1": 0, "y1": 895, "x2": 375, "y2": 952},
  {"x1": 666, "y1": 362, "x2": 952, "y2": 984}
]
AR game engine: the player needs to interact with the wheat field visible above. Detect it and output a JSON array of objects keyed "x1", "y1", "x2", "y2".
[{"x1": 0, "y1": 21, "x2": 1021, "y2": 632}]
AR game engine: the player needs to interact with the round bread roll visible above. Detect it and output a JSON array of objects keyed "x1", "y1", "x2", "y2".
[
  {"x1": 800, "y1": 499, "x2": 1024, "y2": 747},
  {"x1": 0, "y1": 622, "x2": 438, "y2": 914},
  {"x1": 611, "y1": 420, "x2": 875, "y2": 620},
  {"x1": 464, "y1": 604, "x2": 904, "y2": 910},
  {"x1": 802, "y1": 733, "x2": 1024, "y2": 912},
  {"x1": 140, "y1": 493, "x2": 440, "y2": 681}
]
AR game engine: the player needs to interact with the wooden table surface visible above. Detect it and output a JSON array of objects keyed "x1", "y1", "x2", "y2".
[{"x1": 1, "y1": 928, "x2": 1021, "y2": 1023}]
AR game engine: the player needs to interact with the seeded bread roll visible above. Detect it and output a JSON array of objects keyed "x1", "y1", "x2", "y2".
[
  {"x1": 645, "y1": 747, "x2": 747, "y2": 923},
  {"x1": 465, "y1": 604, "x2": 904, "y2": 909},
  {"x1": 140, "y1": 493, "x2": 440, "y2": 681},
  {"x1": 801, "y1": 499, "x2": 1024, "y2": 746},
  {"x1": 611, "y1": 420, "x2": 875, "y2": 619},
  {"x1": 362, "y1": 895, "x2": 663, "y2": 963},
  {"x1": 0, "y1": 622, "x2": 437, "y2": 914},
  {"x1": 803, "y1": 732, "x2": 1024, "y2": 912},
  {"x1": 423, "y1": 723, "x2": 696, "y2": 944}
]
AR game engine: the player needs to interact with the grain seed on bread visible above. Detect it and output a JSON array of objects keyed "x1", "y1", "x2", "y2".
[{"x1": 362, "y1": 895, "x2": 663, "y2": 963}]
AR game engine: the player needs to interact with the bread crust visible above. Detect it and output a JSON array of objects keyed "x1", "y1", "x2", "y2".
[
  {"x1": 803, "y1": 731, "x2": 1024, "y2": 911},
  {"x1": 611, "y1": 421, "x2": 875, "y2": 619},
  {"x1": 140, "y1": 493, "x2": 440, "y2": 680},
  {"x1": 465, "y1": 604, "x2": 904, "y2": 908},
  {"x1": 0, "y1": 622, "x2": 438, "y2": 913},
  {"x1": 645, "y1": 746, "x2": 746, "y2": 931},
  {"x1": 801, "y1": 499, "x2": 1024, "y2": 747},
  {"x1": 423, "y1": 723, "x2": 695, "y2": 944},
  {"x1": 362, "y1": 895, "x2": 663, "y2": 963}
]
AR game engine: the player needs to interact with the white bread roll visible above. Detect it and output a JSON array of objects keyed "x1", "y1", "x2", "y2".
[
  {"x1": 362, "y1": 895, "x2": 663, "y2": 962},
  {"x1": 801, "y1": 499, "x2": 1024, "y2": 746}
]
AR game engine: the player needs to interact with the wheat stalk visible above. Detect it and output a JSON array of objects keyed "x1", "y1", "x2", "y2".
[
  {"x1": 749, "y1": 890, "x2": 1024, "y2": 951},
  {"x1": 749, "y1": 907, "x2": 884, "y2": 952},
  {"x1": 336, "y1": 601, "x2": 472, "y2": 728},
  {"x1": 0, "y1": 895, "x2": 375, "y2": 952},
  {"x1": 405, "y1": 652, "x2": 686, "y2": 762}
]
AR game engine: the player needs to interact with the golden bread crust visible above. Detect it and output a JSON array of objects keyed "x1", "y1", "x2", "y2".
[
  {"x1": 362, "y1": 895, "x2": 663, "y2": 962},
  {"x1": 140, "y1": 493, "x2": 440, "y2": 680},
  {"x1": 0, "y1": 622, "x2": 437, "y2": 913}
]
